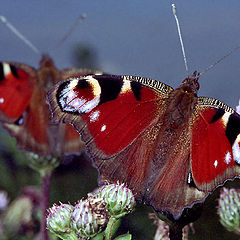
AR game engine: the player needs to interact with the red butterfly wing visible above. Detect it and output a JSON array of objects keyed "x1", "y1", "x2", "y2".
[
  {"x1": 0, "y1": 56, "x2": 93, "y2": 155},
  {"x1": 191, "y1": 97, "x2": 240, "y2": 190},
  {"x1": 48, "y1": 73, "x2": 240, "y2": 218},
  {"x1": 0, "y1": 62, "x2": 35, "y2": 122},
  {"x1": 3, "y1": 85, "x2": 52, "y2": 154},
  {"x1": 60, "y1": 68, "x2": 104, "y2": 154},
  {"x1": 48, "y1": 75, "x2": 173, "y2": 195}
]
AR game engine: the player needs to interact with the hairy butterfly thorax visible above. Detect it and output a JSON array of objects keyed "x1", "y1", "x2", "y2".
[{"x1": 38, "y1": 54, "x2": 61, "y2": 90}]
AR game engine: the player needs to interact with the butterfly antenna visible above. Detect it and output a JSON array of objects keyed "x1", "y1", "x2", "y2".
[
  {"x1": 52, "y1": 13, "x2": 87, "y2": 54},
  {"x1": 172, "y1": 3, "x2": 189, "y2": 76},
  {"x1": 0, "y1": 15, "x2": 41, "y2": 55},
  {"x1": 200, "y1": 44, "x2": 240, "y2": 76}
]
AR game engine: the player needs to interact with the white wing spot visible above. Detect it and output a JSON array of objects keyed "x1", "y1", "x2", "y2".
[
  {"x1": 225, "y1": 152, "x2": 231, "y2": 164},
  {"x1": 68, "y1": 79, "x2": 79, "y2": 90},
  {"x1": 89, "y1": 110, "x2": 100, "y2": 122},
  {"x1": 0, "y1": 98, "x2": 4, "y2": 103},
  {"x1": 101, "y1": 125, "x2": 106, "y2": 132},
  {"x1": 87, "y1": 76, "x2": 101, "y2": 96},
  {"x1": 187, "y1": 173, "x2": 192, "y2": 184},
  {"x1": 3, "y1": 63, "x2": 11, "y2": 75},
  {"x1": 221, "y1": 112, "x2": 231, "y2": 126},
  {"x1": 17, "y1": 117, "x2": 24, "y2": 125},
  {"x1": 80, "y1": 96, "x2": 100, "y2": 113},
  {"x1": 121, "y1": 80, "x2": 131, "y2": 94},
  {"x1": 233, "y1": 136, "x2": 240, "y2": 164},
  {"x1": 59, "y1": 80, "x2": 79, "y2": 112},
  {"x1": 214, "y1": 160, "x2": 218, "y2": 168}
]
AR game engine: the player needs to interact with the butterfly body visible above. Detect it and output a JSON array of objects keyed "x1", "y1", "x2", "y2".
[
  {"x1": 48, "y1": 73, "x2": 240, "y2": 217},
  {"x1": 0, "y1": 54, "x2": 102, "y2": 155}
]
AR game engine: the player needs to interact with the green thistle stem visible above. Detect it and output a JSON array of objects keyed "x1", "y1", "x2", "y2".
[
  {"x1": 41, "y1": 171, "x2": 52, "y2": 240},
  {"x1": 105, "y1": 217, "x2": 121, "y2": 240}
]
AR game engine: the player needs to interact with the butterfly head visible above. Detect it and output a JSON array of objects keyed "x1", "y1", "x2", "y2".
[
  {"x1": 39, "y1": 54, "x2": 61, "y2": 88},
  {"x1": 39, "y1": 54, "x2": 55, "y2": 67},
  {"x1": 181, "y1": 71, "x2": 200, "y2": 95}
]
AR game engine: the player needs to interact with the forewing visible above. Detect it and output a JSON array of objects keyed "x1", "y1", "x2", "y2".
[
  {"x1": 59, "y1": 68, "x2": 105, "y2": 153},
  {"x1": 48, "y1": 74, "x2": 173, "y2": 155},
  {"x1": 0, "y1": 62, "x2": 36, "y2": 122},
  {"x1": 48, "y1": 74, "x2": 173, "y2": 193}
]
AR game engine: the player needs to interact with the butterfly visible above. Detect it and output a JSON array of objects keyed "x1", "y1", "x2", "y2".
[
  {"x1": 47, "y1": 71, "x2": 240, "y2": 218},
  {"x1": 0, "y1": 54, "x2": 102, "y2": 155}
]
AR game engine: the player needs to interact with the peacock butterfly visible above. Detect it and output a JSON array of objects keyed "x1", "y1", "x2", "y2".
[
  {"x1": 0, "y1": 54, "x2": 102, "y2": 155},
  {"x1": 47, "y1": 71, "x2": 240, "y2": 218}
]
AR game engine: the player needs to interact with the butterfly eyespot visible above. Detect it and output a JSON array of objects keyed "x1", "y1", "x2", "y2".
[{"x1": 77, "y1": 79, "x2": 89, "y2": 89}]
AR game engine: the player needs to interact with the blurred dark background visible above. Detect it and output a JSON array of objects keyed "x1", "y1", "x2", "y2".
[{"x1": 1, "y1": 1, "x2": 240, "y2": 239}]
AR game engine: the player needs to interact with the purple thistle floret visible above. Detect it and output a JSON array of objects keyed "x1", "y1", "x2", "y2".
[
  {"x1": 0, "y1": 191, "x2": 8, "y2": 210},
  {"x1": 218, "y1": 187, "x2": 240, "y2": 235},
  {"x1": 71, "y1": 196, "x2": 108, "y2": 239}
]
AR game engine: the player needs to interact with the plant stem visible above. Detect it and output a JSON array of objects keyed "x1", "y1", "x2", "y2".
[
  {"x1": 105, "y1": 217, "x2": 120, "y2": 240},
  {"x1": 40, "y1": 172, "x2": 51, "y2": 240}
]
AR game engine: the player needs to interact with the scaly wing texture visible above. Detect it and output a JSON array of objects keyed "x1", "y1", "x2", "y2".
[
  {"x1": 0, "y1": 62, "x2": 35, "y2": 122},
  {"x1": 0, "y1": 60, "x2": 89, "y2": 155},
  {"x1": 48, "y1": 74, "x2": 176, "y2": 205},
  {"x1": 191, "y1": 97, "x2": 240, "y2": 191}
]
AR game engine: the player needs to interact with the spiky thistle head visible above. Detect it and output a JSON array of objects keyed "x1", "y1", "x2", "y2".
[{"x1": 217, "y1": 187, "x2": 240, "y2": 235}]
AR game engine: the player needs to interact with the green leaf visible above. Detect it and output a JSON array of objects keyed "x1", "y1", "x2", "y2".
[
  {"x1": 113, "y1": 233, "x2": 132, "y2": 240},
  {"x1": 92, "y1": 231, "x2": 104, "y2": 240}
]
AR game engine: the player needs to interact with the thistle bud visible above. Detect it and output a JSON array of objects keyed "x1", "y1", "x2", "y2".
[
  {"x1": 47, "y1": 203, "x2": 73, "y2": 235},
  {"x1": 218, "y1": 187, "x2": 240, "y2": 235},
  {"x1": 71, "y1": 196, "x2": 108, "y2": 239},
  {"x1": 97, "y1": 183, "x2": 135, "y2": 218}
]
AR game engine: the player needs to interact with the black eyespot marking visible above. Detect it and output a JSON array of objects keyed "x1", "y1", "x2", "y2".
[
  {"x1": 94, "y1": 75, "x2": 123, "y2": 104},
  {"x1": 0, "y1": 63, "x2": 4, "y2": 81},
  {"x1": 77, "y1": 79, "x2": 89, "y2": 89},
  {"x1": 10, "y1": 65, "x2": 19, "y2": 79},
  {"x1": 131, "y1": 81, "x2": 142, "y2": 101},
  {"x1": 210, "y1": 108, "x2": 225, "y2": 123},
  {"x1": 226, "y1": 112, "x2": 240, "y2": 146},
  {"x1": 187, "y1": 172, "x2": 197, "y2": 188}
]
